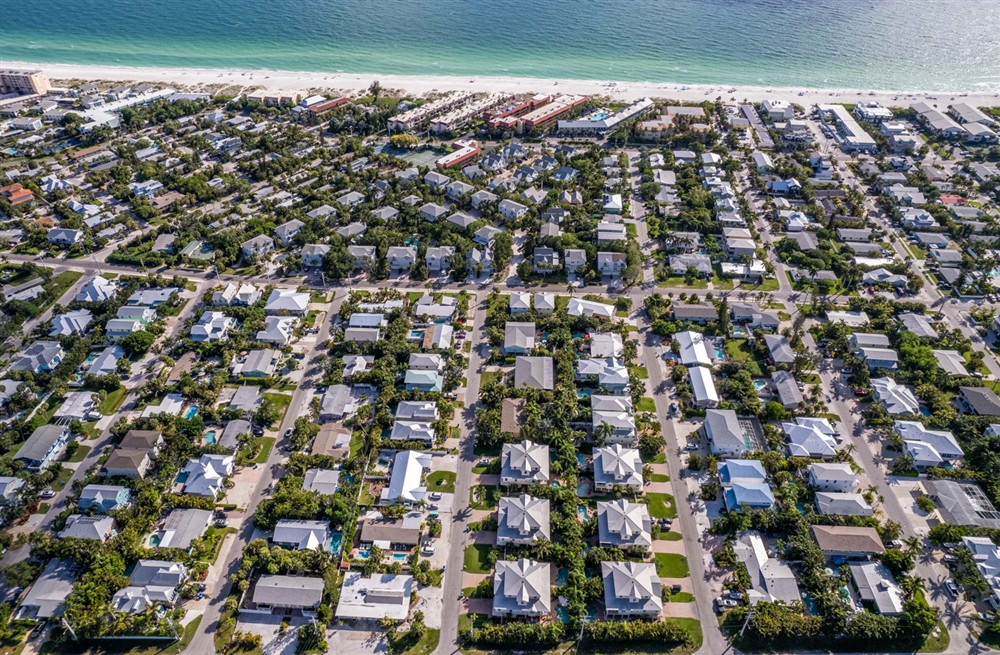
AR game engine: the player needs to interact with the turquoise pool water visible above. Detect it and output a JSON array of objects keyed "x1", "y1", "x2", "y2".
[
  {"x1": 392, "y1": 553, "x2": 408, "y2": 562},
  {"x1": 556, "y1": 606, "x2": 570, "y2": 623},
  {"x1": 576, "y1": 482, "x2": 590, "y2": 497},
  {"x1": 575, "y1": 453, "x2": 586, "y2": 467},
  {"x1": 576, "y1": 505, "x2": 588, "y2": 521},
  {"x1": 149, "y1": 535, "x2": 161, "y2": 547},
  {"x1": 204, "y1": 429, "x2": 218, "y2": 445},
  {"x1": 175, "y1": 471, "x2": 189, "y2": 484},
  {"x1": 84, "y1": 354, "x2": 99, "y2": 365},
  {"x1": 357, "y1": 549, "x2": 370, "y2": 559},
  {"x1": 556, "y1": 568, "x2": 569, "y2": 585},
  {"x1": 183, "y1": 405, "x2": 199, "y2": 419},
  {"x1": 753, "y1": 380, "x2": 768, "y2": 391},
  {"x1": 714, "y1": 347, "x2": 725, "y2": 359},
  {"x1": 329, "y1": 532, "x2": 343, "y2": 555}
]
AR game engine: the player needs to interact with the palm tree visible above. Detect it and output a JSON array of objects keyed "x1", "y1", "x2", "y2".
[
  {"x1": 595, "y1": 422, "x2": 614, "y2": 445},
  {"x1": 368, "y1": 81, "x2": 383, "y2": 104}
]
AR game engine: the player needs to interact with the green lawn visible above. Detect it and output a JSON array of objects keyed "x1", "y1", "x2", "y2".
[
  {"x1": 657, "y1": 276, "x2": 708, "y2": 289},
  {"x1": 654, "y1": 553, "x2": 690, "y2": 578},
  {"x1": 625, "y1": 223, "x2": 638, "y2": 237},
  {"x1": 741, "y1": 277, "x2": 780, "y2": 292},
  {"x1": 40, "y1": 270, "x2": 84, "y2": 310},
  {"x1": 646, "y1": 493, "x2": 677, "y2": 519},
  {"x1": 643, "y1": 451, "x2": 667, "y2": 464},
  {"x1": 629, "y1": 366, "x2": 649, "y2": 379},
  {"x1": 302, "y1": 310, "x2": 320, "y2": 328},
  {"x1": 659, "y1": 531, "x2": 683, "y2": 541},
  {"x1": 51, "y1": 468, "x2": 73, "y2": 491},
  {"x1": 67, "y1": 445, "x2": 91, "y2": 463},
  {"x1": 193, "y1": 526, "x2": 237, "y2": 564},
  {"x1": 400, "y1": 628, "x2": 440, "y2": 655},
  {"x1": 34, "y1": 502, "x2": 50, "y2": 514},
  {"x1": 426, "y1": 470, "x2": 456, "y2": 494},
  {"x1": 649, "y1": 473, "x2": 670, "y2": 483},
  {"x1": 249, "y1": 437, "x2": 275, "y2": 464},
  {"x1": 469, "y1": 485, "x2": 501, "y2": 510},
  {"x1": 349, "y1": 430, "x2": 365, "y2": 458},
  {"x1": 407, "y1": 291, "x2": 425, "y2": 304},
  {"x1": 99, "y1": 387, "x2": 128, "y2": 415},
  {"x1": 665, "y1": 591, "x2": 695, "y2": 602},
  {"x1": 711, "y1": 272, "x2": 735, "y2": 290},
  {"x1": 799, "y1": 373, "x2": 821, "y2": 385},
  {"x1": 635, "y1": 397, "x2": 656, "y2": 412},
  {"x1": 480, "y1": 370, "x2": 503, "y2": 387},
  {"x1": 463, "y1": 544, "x2": 493, "y2": 573},
  {"x1": 261, "y1": 392, "x2": 292, "y2": 424},
  {"x1": 37, "y1": 615, "x2": 202, "y2": 655},
  {"x1": 920, "y1": 621, "x2": 950, "y2": 653},
  {"x1": 724, "y1": 339, "x2": 763, "y2": 376}
]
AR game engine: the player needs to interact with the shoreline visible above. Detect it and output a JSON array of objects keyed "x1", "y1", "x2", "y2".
[{"x1": 4, "y1": 60, "x2": 1000, "y2": 107}]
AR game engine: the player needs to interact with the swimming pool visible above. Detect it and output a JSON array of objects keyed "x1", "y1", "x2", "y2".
[
  {"x1": 752, "y1": 380, "x2": 768, "y2": 391},
  {"x1": 329, "y1": 532, "x2": 343, "y2": 555},
  {"x1": 149, "y1": 535, "x2": 161, "y2": 547},
  {"x1": 183, "y1": 405, "x2": 199, "y2": 419},
  {"x1": 174, "y1": 471, "x2": 189, "y2": 485},
  {"x1": 576, "y1": 505, "x2": 588, "y2": 521},
  {"x1": 204, "y1": 429, "x2": 218, "y2": 445},
  {"x1": 392, "y1": 553, "x2": 408, "y2": 562},
  {"x1": 84, "y1": 354, "x2": 100, "y2": 366},
  {"x1": 575, "y1": 453, "x2": 586, "y2": 468},
  {"x1": 357, "y1": 549, "x2": 370, "y2": 559},
  {"x1": 714, "y1": 347, "x2": 725, "y2": 360}
]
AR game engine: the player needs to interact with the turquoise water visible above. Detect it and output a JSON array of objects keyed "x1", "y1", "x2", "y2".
[
  {"x1": 329, "y1": 532, "x2": 343, "y2": 555},
  {"x1": 4, "y1": 1, "x2": 1000, "y2": 92},
  {"x1": 183, "y1": 405, "x2": 199, "y2": 419},
  {"x1": 392, "y1": 553, "x2": 408, "y2": 562},
  {"x1": 204, "y1": 429, "x2": 217, "y2": 445}
]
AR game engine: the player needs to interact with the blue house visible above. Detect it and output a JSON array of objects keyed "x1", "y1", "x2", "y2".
[
  {"x1": 404, "y1": 370, "x2": 443, "y2": 393},
  {"x1": 78, "y1": 484, "x2": 132, "y2": 513},
  {"x1": 723, "y1": 481, "x2": 775, "y2": 511}
]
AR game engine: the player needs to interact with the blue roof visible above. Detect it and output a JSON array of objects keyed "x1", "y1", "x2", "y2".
[
  {"x1": 717, "y1": 459, "x2": 767, "y2": 484},
  {"x1": 724, "y1": 482, "x2": 775, "y2": 511}
]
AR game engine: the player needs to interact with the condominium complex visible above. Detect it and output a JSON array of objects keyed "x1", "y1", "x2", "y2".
[{"x1": 0, "y1": 70, "x2": 51, "y2": 96}]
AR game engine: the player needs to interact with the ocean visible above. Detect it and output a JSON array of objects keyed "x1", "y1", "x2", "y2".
[{"x1": 3, "y1": 0, "x2": 1000, "y2": 92}]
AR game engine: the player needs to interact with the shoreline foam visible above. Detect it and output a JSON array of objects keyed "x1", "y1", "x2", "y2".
[{"x1": 4, "y1": 60, "x2": 1000, "y2": 108}]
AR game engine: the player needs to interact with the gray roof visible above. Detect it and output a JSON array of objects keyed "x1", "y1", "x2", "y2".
[
  {"x1": 771, "y1": 371, "x2": 803, "y2": 407},
  {"x1": 60, "y1": 514, "x2": 116, "y2": 540},
  {"x1": 360, "y1": 511, "x2": 422, "y2": 546},
  {"x1": 497, "y1": 494, "x2": 551, "y2": 544},
  {"x1": 252, "y1": 575, "x2": 324, "y2": 609},
  {"x1": 14, "y1": 424, "x2": 68, "y2": 465},
  {"x1": 597, "y1": 499, "x2": 652, "y2": 550},
  {"x1": 504, "y1": 322, "x2": 536, "y2": 352},
  {"x1": 220, "y1": 420, "x2": 251, "y2": 450},
  {"x1": 501, "y1": 440, "x2": 549, "y2": 484},
  {"x1": 704, "y1": 409, "x2": 749, "y2": 455},
  {"x1": 672, "y1": 303, "x2": 717, "y2": 320},
  {"x1": 601, "y1": 561, "x2": 662, "y2": 616},
  {"x1": 961, "y1": 387, "x2": 1000, "y2": 416},
  {"x1": 18, "y1": 559, "x2": 76, "y2": 619},
  {"x1": 156, "y1": 508, "x2": 211, "y2": 550},
  {"x1": 764, "y1": 334, "x2": 796, "y2": 364},
  {"x1": 493, "y1": 559, "x2": 551, "y2": 616},
  {"x1": 926, "y1": 479, "x2": 1000, "y2": 529},
  {"x1": 514, "y1": 356, "x2": 554, "y2": 390},
  {"x1": 229, "y1": 385, "x2": 261, "y2": 412}
]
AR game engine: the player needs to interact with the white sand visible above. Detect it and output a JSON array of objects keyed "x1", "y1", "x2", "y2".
[{"x1": 6, "y1": 60, "x2": 1000, "y2": 108}]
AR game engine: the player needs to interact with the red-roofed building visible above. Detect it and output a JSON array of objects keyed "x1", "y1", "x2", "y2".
[
  {"x1": 939, "y1": 194, "x2": 965, "y2": 205},
  {"x1": 0, "y1": 183, "x2": 34, "y2": 207}
]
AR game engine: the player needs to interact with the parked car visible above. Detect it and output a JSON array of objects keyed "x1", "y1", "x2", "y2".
[
  {"x1": 429, "y1": 492, "x2": 442, "y2": 501},
  {"x1": 946, "y1": 580, "x2": 959, "y2": 597}
]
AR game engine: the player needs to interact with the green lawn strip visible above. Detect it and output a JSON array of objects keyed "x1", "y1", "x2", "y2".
[
  {"x1": 741, "y1": 277, "x2": 780, "y2": 292},
  {"x1": 629, "y1": 366, "x2": 648, "y2": 379},
  {"x1": 646, "y1": 493, "x2": 677, "y2": 519},
  {"x1": 250, "y1": 437, "x2": 275, "y2": 464},
  {"x1": 711, "y1": 273, "x2": 735, "y2": 290},
  {"x1": 349, "y1": 430, "x2": 365, "y2": 458},
  {"x1": 67, "y1": 445, "x2": 91, "y2": 463},
  {"x1": 34, "y1": 502, "x2": 50, "y2": 514},
  {"x1": 659, "y1": 531, "x2": 683, "y2": 541},
  {"x1": 407, "y1": 291, "x2": 424, "y2": 304},
  {"x1": 654, "y1": 553, "x2": 690, "y2": 578},
  {"x1": 469, "y1": 485, "x2": 500, "y2": 510},
  {"x1": 426, "y1": 470, "x2": 456, "y2": 494},
  {"x1": 40, "y1": 270, "x2": 83, "y2": 310},
  {"x1": 657, "y1": 276, "x2": 708, "y2": 289},
  {"x1": 193, "y1": 526, "x2": 237, "y2": 564},
  {"x1": 51, "y1": 468, "x2": 73, "y2": 491},
  {"x1": 649, "y1": 473, "x2": 670, "y2": 483},
  {"x1": 463, "y1": 544, "x2": 492, "y2": 573},
  {"x1": 724, "y1": 339, "x2": 763, "y2": 376},
  {"x1": 635, "y1": 397, "x2": 656, "y2": 412},
  {"x1": 261, "y1": 392, "x2": 292, "y2": 423},
  {"x1": 99, "y1": 387, "x2": 128, "y2": 414},
  {"x1": 665, "y1": 591, "x2": 695, "y2": 602},
  {"x1": 400, "y1": 628, "x2": 440, "y2": 655},
  {"x1": 919, "y1": 621, "x2": 949, "y2": 653}
]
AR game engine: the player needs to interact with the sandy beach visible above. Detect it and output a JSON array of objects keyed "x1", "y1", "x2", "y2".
[{"x1": 5, "y1": 60, "x2": 1000, "y2": 108}]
